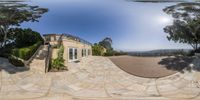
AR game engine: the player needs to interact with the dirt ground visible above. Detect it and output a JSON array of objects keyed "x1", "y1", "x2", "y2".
[{"x1": 109, "y1": 55, "x2": 177, "y2": 78}]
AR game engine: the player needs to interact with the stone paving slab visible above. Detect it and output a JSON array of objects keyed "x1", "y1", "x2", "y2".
[{"x1": 1, "y1": 56, "x2": 200, "y2": 100}]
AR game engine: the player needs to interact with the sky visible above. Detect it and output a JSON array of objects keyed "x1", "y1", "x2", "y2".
[{"x1": 21, "y1": 0, "x2": 192, "y2": 51}]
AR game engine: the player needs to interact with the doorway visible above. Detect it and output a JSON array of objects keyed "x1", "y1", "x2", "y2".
[{"x1": 68, "y1": 48, "x2": 78, "y2": 62}]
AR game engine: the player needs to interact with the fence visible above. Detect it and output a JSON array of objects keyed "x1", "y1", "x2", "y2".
[
  {"x1": 45, "y1": 44, "x2": 52, "y2": 73},
  {"x1": 24, "y1": 45, "x2": 43, "y2": 67}
]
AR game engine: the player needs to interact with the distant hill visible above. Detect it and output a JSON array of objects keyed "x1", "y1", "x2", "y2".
[{"x1": 127, "y1": 49, "x2": 192, "y2": 56}]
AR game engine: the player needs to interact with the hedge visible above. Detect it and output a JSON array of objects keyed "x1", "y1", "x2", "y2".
[{"x1": 11, "y1": 41, "x2": 42, "y2": 60}]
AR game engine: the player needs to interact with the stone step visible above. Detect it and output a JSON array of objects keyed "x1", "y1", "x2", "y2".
[{"x1": 28, "y1": 46, "x2": 47, "y2": 73}]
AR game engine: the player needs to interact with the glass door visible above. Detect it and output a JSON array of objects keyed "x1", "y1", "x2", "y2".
[
  {"x1": 69, "y1": 48, "x2": 73, "y2": 61},
  {"x1": 74, "y1": 49, "x2": 77, "y2": 59},
  {"x1": 68, "y1": 48, "x2": 78, "y2": 62}
]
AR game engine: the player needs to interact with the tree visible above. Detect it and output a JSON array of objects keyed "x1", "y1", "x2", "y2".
[
  {"x1": 163, "y1": 3, "x2": 200, "y2": 21},
  {"x1": 0, "y1": 1, "x2": 48, "y2": 48},
  {"x1": 99, "y1": 37, "x2": 113, "y2": 51},
  {"x1": 92, "y1": 43, "x2": 104, "y2": 56},
  {"x1": 163, "y1": 3, "x2": 200, "y2": 51},
  {"x1": 11, "y1": 28, "x2": 44, "y2": 48},
  {"x1": 164, "y1": 19, "x2": 200, "y2": 50},
  {"x1": 129, "y1": 0, "x2": 188, "y2": 3}
]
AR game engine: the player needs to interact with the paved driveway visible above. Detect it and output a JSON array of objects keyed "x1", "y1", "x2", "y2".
[
  {"x1": 109, "y1": 56, "x2": 177, "y2": 78},
  {"x1": 0, "y1": 56, "x2": 200, "y2": 100}
]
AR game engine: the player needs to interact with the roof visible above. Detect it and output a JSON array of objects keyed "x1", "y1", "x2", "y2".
[
  {"x1": 62, "y1": 33, "x2": 92, "y2": 46},
  {"x1": 43, "y1": 34, "x2": 61, "y2": 36},
  {"x1": 43, "y1": 33, "x2": 92, "y2": 46}
]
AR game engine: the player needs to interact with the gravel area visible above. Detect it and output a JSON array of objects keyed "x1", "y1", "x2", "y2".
[{"x1": 109, "y1": 55, "x2": 177, "y2": 78}]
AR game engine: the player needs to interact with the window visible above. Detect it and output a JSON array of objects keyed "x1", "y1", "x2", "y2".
[
  {"x1": 69, "y1": 48, "x2": 73, "y2": 60},
  {"x1": 75, "y1": 49, "x2": 77, "y2": 59},
  {"x1": 82, "y1": 49, "x2": 87, "y2": 57},
  {"x1": 69, "y1": 48, "x2": 78, "y2": 62},
  {"x1": 84, "y1": 49, "x2": 87, "y2": 56},
  {"x1": 88, "y1": 49, "x2": 90, "y2": 55},
  {"x1": 82, "y1": 49, "x2": 84, "y2": 57}
]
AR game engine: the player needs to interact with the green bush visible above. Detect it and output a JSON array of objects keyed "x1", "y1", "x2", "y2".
[
  {"x1": 114, "y1": 51, "x2": 127, "y2": 56},
  {"x1": 51, "y1": 58, "x2": 65, "y2": 70},
  {"x1": 104, "y1": 50, "x2": 115, "y2": 56},
  {"x1": 92, "y1": 44, "x2": 104, "y2": 56},
  {"x1": 52, "y1": 44, "x2": 59, "y2": 48},
  {"x1": 58, "y1": 45, "x2": 64, "y2": 58},
  {"x1": 8, "y1": 56, "x2": 24, "y2": 67},
  {"x1": 11, "y1": 41, "x2": 42, "y2": 60},
  {"x1": 188, "y1": 48, "x2": 200, "y2": 56},
  {"x1": 103, "y1": 50, "x2": 127, "y2": 56},
  {"x1": 172, "y1": 50, "x2": 189, "y2": 56},
  {"x1": 51, "y1": 45, "x2": 65, "y2": 70}
]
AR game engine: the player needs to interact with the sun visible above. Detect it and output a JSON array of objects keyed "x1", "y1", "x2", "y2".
[{"x1": 158, "y1": 16, "x2": 172, "y2": 24}]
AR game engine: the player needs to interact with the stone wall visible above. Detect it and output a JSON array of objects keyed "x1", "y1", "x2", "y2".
[{"x1": 62, "y1": 39, "x2": 92, "y2": 66}]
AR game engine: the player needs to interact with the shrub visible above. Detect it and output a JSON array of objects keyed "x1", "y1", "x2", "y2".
[
  {"x1": 51, "y1": 45, "x2": 65, "y2": 70},
  {"x1": 103, "y1": 50, "x2": 129, "y2": 56},
  {"x1": 11, "y1": 41, "x2": 42, "y2": 60},
  {"x1": 52, "y1": 44, "x2": 59, "y2": 48},
  {"x1": 92, "y1": 44, "x2": 104, "y2": 56},
  {"x1": 114, "y1": 51, "x2": 127, "y2": 56},
  {"x1": 57, "y1": 45, "x2": 64, "y2": 58},
  {"x1": 188, "y1": 48, "x2": 200, "y2": 56},
  {"x1": 8, "y1": 56, "x2": 24, "y2": 67},
  {"x1": 104, "y1": 52, "x2": 113, "y2": 56},
  {"x1": 51, "y1": 58, "x2": 65, "y2": 70},
  {"x1": 173, "y1": 50, "x2": 189, "y2": 56},
  {"x1": 104, "y1": 50, "x2": 115, "y2": 56}
]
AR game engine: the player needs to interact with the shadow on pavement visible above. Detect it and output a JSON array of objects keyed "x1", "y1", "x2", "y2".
[
  {"x1": 158, "y1": 56, "x2": 199, "y2": 73},
  {"x1": 0, "y1": 57, "x2": 29, "y2": 74}
]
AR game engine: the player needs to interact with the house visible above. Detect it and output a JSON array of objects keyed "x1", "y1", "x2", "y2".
[{"x1": 43, "y1": 33, "x2": 92, "y2": 66}]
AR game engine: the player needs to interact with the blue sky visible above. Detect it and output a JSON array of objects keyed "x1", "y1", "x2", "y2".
[{"x1": 21, "y1": 0, "x2": 191, "y2": 51}]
